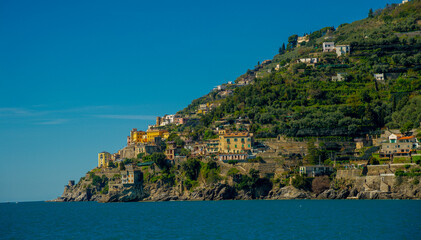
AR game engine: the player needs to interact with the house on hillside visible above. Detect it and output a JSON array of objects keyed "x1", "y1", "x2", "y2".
[
  {"x1": 331, "y1": 73, "x2": 347, "y2": 82},
  {"x1": 121, "y1": 165, "x2": 142, "y2": 185},
  {"x1": 379, "y1": 135, "x2": 418, "y2": 158},
  {"x1": 218, "y1": 153, "x2": 250, "y2": 162},
  {"x1": 261, "y1": 60, "x2": 272, "y2": 65},
  {"x1": 297, "y1": 35, "x2": 309, "y2": 46},
  {"x1": 299, "y1": 165, "x2": 333, "y2": 177},
  {"x1": 174, "y1": 116, "x2": 186, "y2": 125},
  {"x1": 219, "y1": 132, "x2": 253, "y2": 154},
  {"x1": 335, "y1": 45, "x2": 351, "y2": 56},
  {"x1": 98, "y1": 152, "x2": 112, "y2": 168},
  {"x1": 297, "y1": 58, "x2": 318, "y2": 64},
  {"x1": 374, "y1": 73, "x2": 385, "y2": 81},
  {"x1": 323, "y1": 42, "x2": 335, "y2": 52}
]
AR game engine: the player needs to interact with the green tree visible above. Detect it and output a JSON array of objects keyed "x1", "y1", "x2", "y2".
[
  {"x1": 291, "y1": 175, "x2": 308, "y2": 190},
  {"x1": 151, "y1": 152, "x2": 168, "y2": 169},
  {"x1": 119, "y1": 162, "x2": 125, "y2": 170},
  {"x1": 287, "y1": 34, "x2": 298, "y2": 49},
  {"x1": 368, "y1": 8, "x2": 374, "y2": 18},
  {"x1": 400, "y1": 121, "x2": 413, "y2": 134},
  {"x1": 108, "y1": 161, "x2": 116, "y2": 168},
  {"x1": 182, "y1": 158, "x2": 202, "y2": 180},
  {"x1": 137, "y1": 153, "x2": 144, "y2": 159}
]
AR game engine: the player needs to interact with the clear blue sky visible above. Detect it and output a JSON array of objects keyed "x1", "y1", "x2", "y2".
[{"x1": 0, "y1": 0, "x2": 402, "y2": 202}]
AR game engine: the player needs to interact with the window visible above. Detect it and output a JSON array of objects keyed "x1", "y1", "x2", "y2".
[{"x1": 234, "y1": 138, "x2": 237, "y2": 142}]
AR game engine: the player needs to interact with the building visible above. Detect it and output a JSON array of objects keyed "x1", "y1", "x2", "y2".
[
  {"x1": 205, "y1": 139, "x2": 219, "y2": 154},
  {"x1": 374, "y1": 73, "x2": 385, "y2": 81},
  {"x1": 379, "y1": 135, "x2": 418, "y2": 158},
  {"x1": 98, "y1": 152, "x2": 112, "y2": 168},
  {"x1": 297, "y1": 58, "x2": 318, "y2": 64},
  {"x1": 335, "y1": 45, "x2": 351, "y2": 56},
  {"x1": 261, "y1": 60, "x2": 272, "y2": 65},
  {"x1": 156, "y1": 117, "x2": 162, "y2": 126},
  {"x1": 323, "y1": 42, "x2": 335, "y2": 52},
  {"x1": 299, "y1": 165, "x2": 333, "y2": 177},
  {"x1": 331, "y1": 73, "x2": 347, "y2": 82},
  {"x1": 146, "y1": 129, "x2": 169, "y2": 142},
  {"x1": 297, "y1": 35, "x2": 309, "y2": 46},
  {"x1": 134, "y1": 143, "x2": 160, "y2": 156},
  {"x1": 218, "y1": 153, "x2": 249, "y2": 161},
  {"x1": 218, "y1": 132, "x2": 253, "y2": 154},
  {"x1": 128, "y1": 128, "x2": 146, "y2": 145},
  {"x1": 121, "y1": 166, "x2": 142, "y2": 185},
  {"x1": 174, "y1": 117, "x2": 186, "y2": 125},
  {"x1": 219, "y1": 90, "x2": 233, "y2": 98},
  {"x1": 165, "y1": 141, "x2": 181, "y2": 160}
]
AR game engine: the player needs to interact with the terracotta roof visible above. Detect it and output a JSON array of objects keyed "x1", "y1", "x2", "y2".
[{"x1": 398, "y1": 136, "x2": 415, "y2": 140}]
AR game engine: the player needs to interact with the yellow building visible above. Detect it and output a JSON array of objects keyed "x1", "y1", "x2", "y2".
[
  {"x1": 218, "y1": 132, "x2": 253, "y2": 154},
  {"x1": 128, "y1": 128, "x2": 147, "y2": 144},
  {"x1": 98, "y1": 152, "x2": 111, "y2": 168},
  {"x1": 146, "y1": 129, "x2": 169, "y2": 142}
]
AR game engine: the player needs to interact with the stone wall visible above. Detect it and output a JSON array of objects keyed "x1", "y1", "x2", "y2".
[
  {"x1": 366, "y1": 163, "x2": 416, "y2": 176},
  {"x1": 88, "y1": 169, "x2": 122, "y2": 179},
  {"x1": 336, "y1": 169, "x2": 363, "y2": 179}
]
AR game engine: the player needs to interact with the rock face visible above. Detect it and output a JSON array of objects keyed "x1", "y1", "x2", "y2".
[
  {"x1": 267, "y1": 186, "x2": 312, "y2": 199},
  {"x1": 52, "y1": 173, "x2": 421, "y2": 202}
]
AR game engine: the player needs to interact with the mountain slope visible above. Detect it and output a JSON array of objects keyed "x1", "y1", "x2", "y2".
[{"x1": 177, "y1": 0, "x2": 421, "y2": 139}]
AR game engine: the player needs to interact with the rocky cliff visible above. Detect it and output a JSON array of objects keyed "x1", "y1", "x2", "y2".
[{"x1": 52, "y1": 174, "x2": 421, "y2": 202}]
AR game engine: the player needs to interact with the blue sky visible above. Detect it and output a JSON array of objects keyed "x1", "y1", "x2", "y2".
[{"x1": 0, "y1": 0, "x2": 402, "y2": 202}]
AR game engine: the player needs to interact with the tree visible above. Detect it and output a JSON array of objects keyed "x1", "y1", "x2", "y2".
[
  {"x1": 312, "y1": 176, "x2": 330, "y2": 194},
  {"x1": 137, "y1": 153, "x2": 144, "y2": 159},
  {"x1": 291, "y1": 175, "x2": 308, "y2": 190},
  {"x1": 119, "y1": 162, "x2": 125, "y2": 170},
  {"x1": 400, "y1": 121, "x2": 413, "y2": 134},
  {"x1": 108, "y1": 161, "x2": 116, "y2": 168},
  {"x1": 279, "y1": 43, "x2": 286, "y2": 54},
  {"x1": 182, "y1": 158, "x2": 202, "y2": 180},
  {"x1": 179, "y1": 148, "x2": 191, "y2": 156},
  {"x1": 368, "y1": 8, "x2": 374, "y2": 18},
  {"x1": 151, "y1": 152, "x2": 168, "y2": 169},
  {"x1": 287, "y1": 34, "x2": 298, "y2": 50}
]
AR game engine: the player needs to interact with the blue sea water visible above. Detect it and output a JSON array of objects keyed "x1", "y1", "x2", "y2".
[{"x1": 0, "y1": 200, "x2": 420, "y2": 240}]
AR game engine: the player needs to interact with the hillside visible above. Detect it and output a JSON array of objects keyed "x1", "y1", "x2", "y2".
[
  {"x1": 54, "y1": 1, "x2": 421, "y2": 203},
  {"x1": 176, "y1": 0, "x2": 421, "y2": 139}
]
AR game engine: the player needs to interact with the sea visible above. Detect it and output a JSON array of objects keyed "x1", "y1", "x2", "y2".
[{"x1": 0, "y1": 200, "x2": 420, "y2": 240}]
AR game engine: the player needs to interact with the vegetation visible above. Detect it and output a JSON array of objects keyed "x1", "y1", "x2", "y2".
[
  {"x1": 312, "y1": 176, "x2": 331, "y2": 194},
  {"x1": 176, "y1": 1, "x2": 420, "y2": 140}
]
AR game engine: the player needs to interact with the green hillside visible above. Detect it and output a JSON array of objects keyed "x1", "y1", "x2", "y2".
[{"x1": 177, "y1": 1, "x2": 421, "y2": 139}]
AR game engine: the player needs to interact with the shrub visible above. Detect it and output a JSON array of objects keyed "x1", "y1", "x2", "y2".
[
  {"x1": 151, "y1": 152, "x2": 169, "y2": 170},
  {"x1": 369, "y1": 156, "x2": 380, "y2": 165},
  {"x1": 395, "y1": 169, "x2": 406, "y2": 176},
  {"x1": 412, "y1": 178, "x2": 419, "y2": 185},
  {"x1": 312, "y1": 176, "x2": 331, "y2": 194},
  {"x1": 108, "y1": 161, "x2": 116, "y2": 168},
  {"x1": 182, "y1": 158, "x2": 201, "y2": 180},
  {"x1": 227, "y1": 168, "x2": 240, "y2": 176},
  {"x1": 291, "y1": 175, "x2": 308, "y2": 190}
]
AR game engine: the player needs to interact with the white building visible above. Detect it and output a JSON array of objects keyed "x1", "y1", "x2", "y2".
[
  {"x1": 335, "y1": 45, "x2": 351, "y2": 56},
  {"x1": 323, "y1": 42, "x2": 335, "y2": 52},
  {"x1": 299, "y1": 165, "x2": 333, "y2": 177},
  {"x1": 331, "y1": 73, "x2": 347, "y2": 82},
  {"x1": 297, "y1": 58, "x2": 318, "y2": 64},
  {"x1": 374, "y1": 73, "x2": 385, "y2": 81}
]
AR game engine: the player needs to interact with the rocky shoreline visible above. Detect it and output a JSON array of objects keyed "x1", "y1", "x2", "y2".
[{"x1": 51, "y1": 176, "x2": 421, "y2": 203}]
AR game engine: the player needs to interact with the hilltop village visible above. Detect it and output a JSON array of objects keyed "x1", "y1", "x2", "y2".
[{"x1": 55, "y1": 0, "x2": 421, "y2": 202}]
